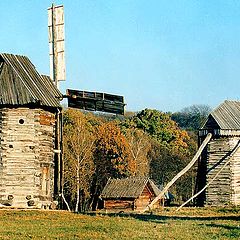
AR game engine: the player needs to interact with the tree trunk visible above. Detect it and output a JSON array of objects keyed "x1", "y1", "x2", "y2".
[
  {"x1": 75, "y1": 157, "x2": 80, "y2": 212},
  {"x1": 61, "y1": 192, "x2": 71, "y2": 212}
]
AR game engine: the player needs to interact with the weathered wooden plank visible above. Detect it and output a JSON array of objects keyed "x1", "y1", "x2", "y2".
[{"x1": 0, "y1": 108, "x2": 56, "y2": 208}]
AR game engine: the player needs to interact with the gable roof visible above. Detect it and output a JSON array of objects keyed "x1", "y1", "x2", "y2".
[
  {"x1": 0, "y1": 53, "x2": 62, "y2": 108},
  {"x1": 203, "y1": 100, "x2": 240, "y2": 130},
  {"x1": 100, "y1": 177, "x2": 161, "y2": 199}
]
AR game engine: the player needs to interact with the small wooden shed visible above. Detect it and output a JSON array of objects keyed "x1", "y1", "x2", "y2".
[
  {"x1": 0, "y1": 53, "x2": 62, "y2": 208},
  {"x1": 197, "y1": 100, "x2": 240, "y2": 206},
  {"x1": 100, "y1": 177, "x2": 163, "y2": 212}
]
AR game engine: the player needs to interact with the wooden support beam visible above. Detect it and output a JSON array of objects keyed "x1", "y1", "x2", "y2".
[
  {"x1": 141, "y1": 133, "x2": 212, "y2": 213},
  {"x1": 176, "y1": 139, "x2": 240, "y2": 211}
]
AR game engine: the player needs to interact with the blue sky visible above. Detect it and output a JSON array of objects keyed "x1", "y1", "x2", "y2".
[{"x1": 1, "y1": 0, "x2": 240, "y2": 112}]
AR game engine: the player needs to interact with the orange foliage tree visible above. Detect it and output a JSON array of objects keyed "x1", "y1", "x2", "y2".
[
  {"x1": 124, "y1": 128, "x2": 151, "y2": 176},
  {"x1": 62, "y1": 107, "x2": 197, "y2": 210},
  {"x1": 122, "y1": 109, "x2": 197, "y2": 201},
  {"x1": 91, "y1": 121, "x2": 135, "y2": 209}
]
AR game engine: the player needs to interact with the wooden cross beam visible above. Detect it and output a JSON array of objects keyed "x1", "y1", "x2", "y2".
[{"x1": 65, "y1": 89, "x2": 125, "y2": 115}]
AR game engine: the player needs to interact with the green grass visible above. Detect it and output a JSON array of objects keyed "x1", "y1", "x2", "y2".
[{"x1": 0, "y1": 207, "x2": 239, "y2": 239}]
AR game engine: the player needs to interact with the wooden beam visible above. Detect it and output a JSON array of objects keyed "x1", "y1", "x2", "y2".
[
  {"x1": 176, "y1": 139, "x2": 240, "y2": 211},
  {"x1": 141, "y1": 133, "x2": 212, "y2": 213}
]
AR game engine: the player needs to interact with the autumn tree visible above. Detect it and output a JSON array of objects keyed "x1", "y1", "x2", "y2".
[
  {"x1": 124, "y1": 128, "x2": 151, "y2": 176},
  {"x1": 149, "y1": 137, "x2": 197, "y2": 201},
  {"x1": 91, "y1": 121, "x2": 135, "y2": 209},
  {"x1": 63, "y1": 109, "x2": 97, "y2": 212},
  {"x1": 62, "y1": 106, "x2": 198, "y2": 209},
  {"x1": 122, "y1": 109, "x2": 197, "y2": 201},
  {"x1": 123, "y1": 109, "x2": 191, "y2": 151}
]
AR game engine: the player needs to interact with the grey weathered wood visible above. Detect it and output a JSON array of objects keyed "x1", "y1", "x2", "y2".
[
  {"x1": 0, "y1": 108, "x2": 56, "y2": 208},
  {"x1": 177, "y1": 140, "x2": 240, "y2": 211},
  {"x1": 142, "y1": 133, "x2": 212, "y2": 213},
  {"x1": 0, "y1": 53, "x2": 62, "y2": 209},
  {"x1": 197, "y1": 101, "x2": 240, "y2": 206}
]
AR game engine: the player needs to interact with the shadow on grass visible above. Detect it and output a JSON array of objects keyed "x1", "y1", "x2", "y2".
[
  {"x1": 83, "y1": 212, "x2": 240, "y2": 223},
  {"x1": 204, "y1": 223, "x2": 240, "y2": 230}
]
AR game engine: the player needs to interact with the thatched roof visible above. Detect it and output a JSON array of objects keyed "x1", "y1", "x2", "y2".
[
  {"x1": 203, "y1": 100, "x2": 240, "y2": 130},
  {"x1": 100, "y1": 177, "x2": 161, "y2": 199},
  {"x1": 0, "y1": 53, "x2": 62, "y2": 108}
]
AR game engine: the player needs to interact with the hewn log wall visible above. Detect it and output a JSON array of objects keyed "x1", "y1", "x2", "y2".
[
  {"x1": 103, "y1": 185, "x2": 161, "y2": 212},
  {"x1": 205, "y1": 137, "x2": 240, "y2": 206},
  {"x1": 229, "y1": 138, "x2": 240, "y2": 205},
  {"x1": 0, "y1": 107, "x2": 56, "y2": 208},
  {"x1": 104, "y1": 199, "x2": 134, "y2": 211},
  {"x1": 135, "y1": 185, "x2": 154, "y2": 211}
]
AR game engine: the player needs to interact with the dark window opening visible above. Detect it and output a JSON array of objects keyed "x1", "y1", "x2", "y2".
[{"x1": 19, "y1": 119, "x2": 24, "y2": 124}]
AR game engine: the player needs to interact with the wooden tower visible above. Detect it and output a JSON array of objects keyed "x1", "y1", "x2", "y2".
[
  {"x1": 197, "y1": 100, "x2": 240, "y2": 206},
  {"x1": 0, "y1": 53, "x2": 62, "y2": 208}
]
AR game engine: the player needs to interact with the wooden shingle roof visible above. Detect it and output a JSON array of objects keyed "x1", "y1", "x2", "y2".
[
  {"x1": 41, "y1": 74, "x2": 62, "y2": 99},
  {"x1": 100, "y1": 177, "x2": 161, "y2": 199},
  {"x1": 203, "y1": 100, "x2": 240, "y2": 130},
  {"x1": 0, "y1": 53, "x2": 62, "y2": 108}
]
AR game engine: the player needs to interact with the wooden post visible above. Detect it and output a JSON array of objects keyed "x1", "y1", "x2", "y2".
[
  {"x1": 176, "y1": 139, "x2": 240, "y2": 211},
  {"x1": 141, "y1": 133, "x2": 212, "y2": 213},
  {"x1": 57, "y1": 110, "x2": 62, "y2": 203}
]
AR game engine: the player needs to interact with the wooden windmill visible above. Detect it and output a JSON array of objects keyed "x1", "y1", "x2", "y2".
[
  {"x1": 47, "y1": 4, "x2": 125, "y2": 209},
  {"x1": 142, "y1": 101, "x2": 240, "y2": 212},
  {"x1": 196, "y1": 100, "x2": 240, "y2": 206},
  {"x1": 0, "y1": 4, "x2": 124, "y2": 210}
]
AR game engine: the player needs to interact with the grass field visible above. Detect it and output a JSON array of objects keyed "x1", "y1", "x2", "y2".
[{"x1": 0, "y1": 207, "x2": 239, "y2": 239}]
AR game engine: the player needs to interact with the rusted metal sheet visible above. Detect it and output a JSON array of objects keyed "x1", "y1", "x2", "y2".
[{"x1": 66, "y1": 89, "x2": 125, "y2": 115}]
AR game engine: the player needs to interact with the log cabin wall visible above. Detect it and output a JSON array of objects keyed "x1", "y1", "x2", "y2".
[
  {"x1": 101, "y1": 177, "x2": 162, "y2": 212},
  {"x1": 197, "y1": 100, "x2": 240, "y2": 206},
  {"x1": 37, "y1": 109, "x2": 55, "y2": 202},
  {"x1": 200, "y1": 136, "x2": 240, "y2": 206},
  {"x1": 104, "y1": 199, "x2": 134, "y2": 211},
  {"x1": 0, "y1": 107, "x2": 56, "y2": 208},
  {"x1": 205, "y1": 137, "x2": 232, "y2": 206},
  {"x1": 135, "y1": 184, "x2": 156, "y2": 211},
  {"x1": 0, "y1": 53, "x2": 63, "y2": 209},
  {"x1": 103, "y1": 183, "x2": 161, "y2": 212},
  {"x1": 229, "y1": 137, "x2": 240, "y2": 205}
]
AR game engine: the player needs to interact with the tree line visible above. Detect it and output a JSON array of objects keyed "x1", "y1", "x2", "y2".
[{"x1": 62, "y1": 105, "x2": 211, "y2": 212}]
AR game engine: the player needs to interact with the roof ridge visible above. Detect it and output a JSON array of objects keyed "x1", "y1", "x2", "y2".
[{"x1": 205, "y1": 100, "x2": 240, "y2": 130}]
